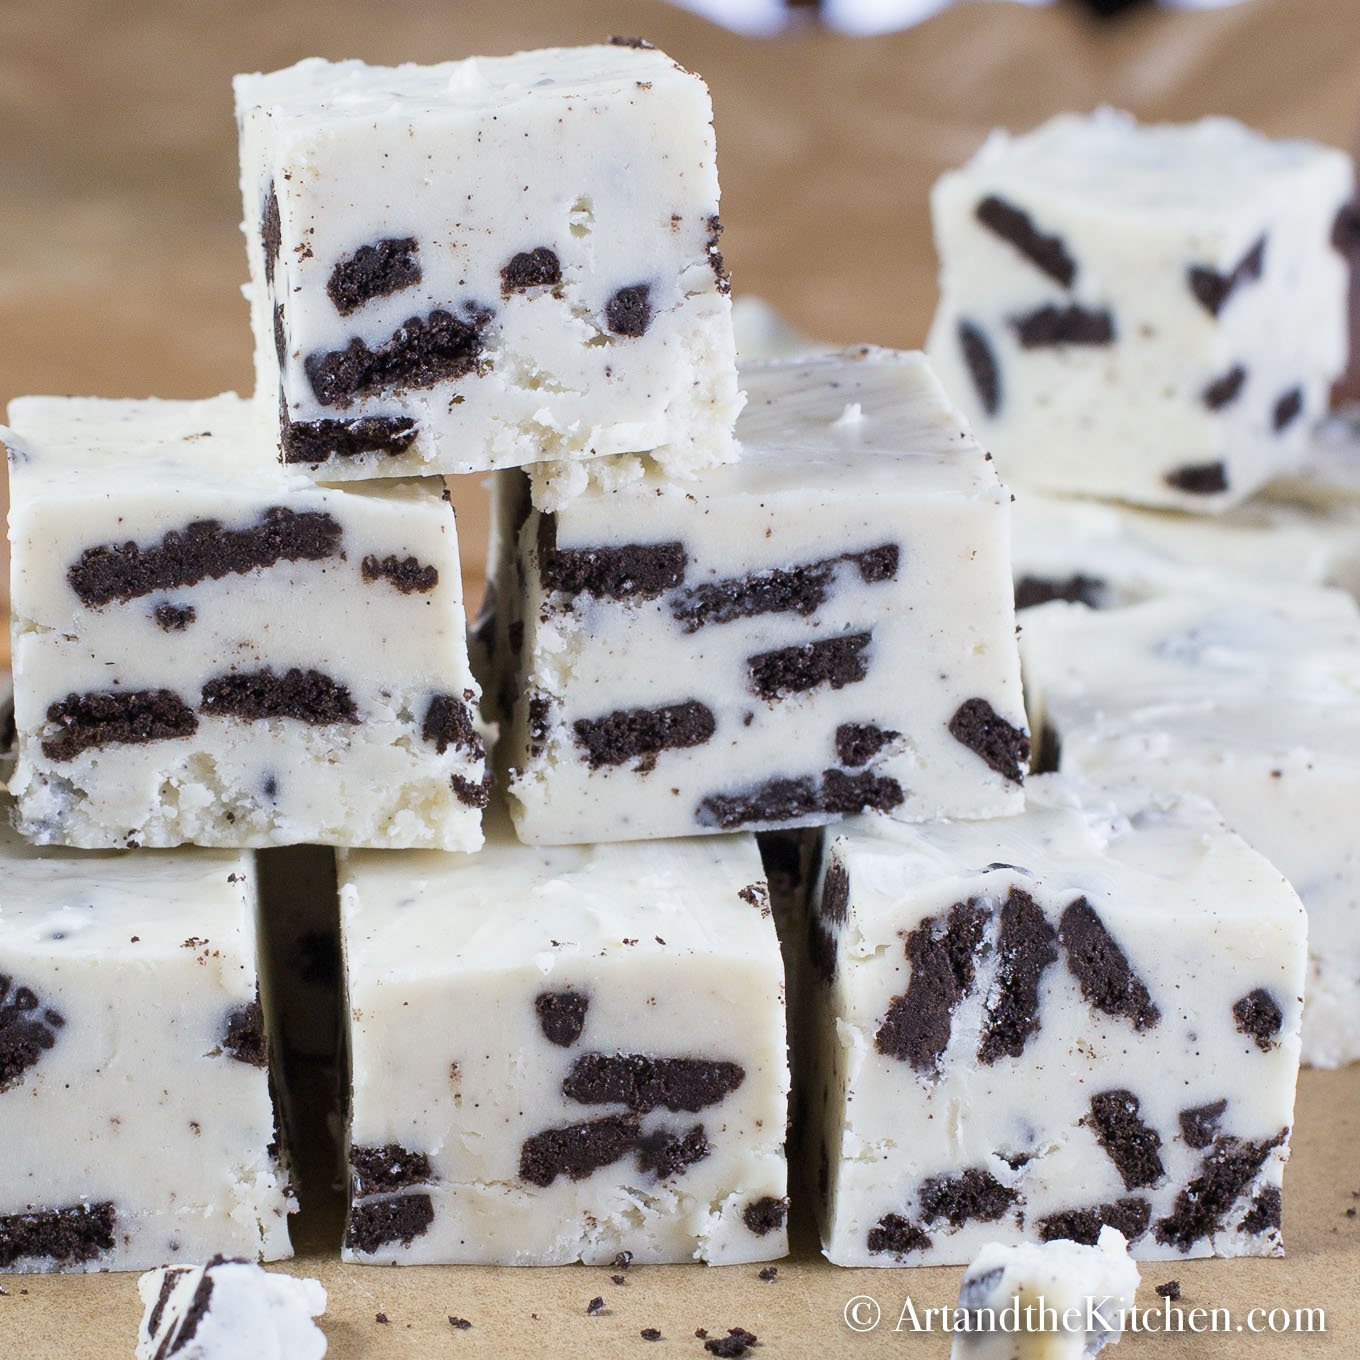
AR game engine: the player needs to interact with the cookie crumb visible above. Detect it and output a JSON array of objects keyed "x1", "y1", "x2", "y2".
[
  {"x1": 641, "y1": 1328, "x2": 662, "y2": 1341},
  {"x1": 375, "y1": 1312, "x2": 389, "y2": 1324},
  {"x1": 587, "y1": 1296, "x2": 605, "y2": 1316},
  {"x1": 612, "y1": 1249, "x2": 634, "y2": 1269},
  {"x1": 758, "y1": 1266, "x2": 778, "y2": 1282},
  {"x1": 611, "y1": 1273, "x2": 627, "y2": 1286},
  {"x1": 705, "y1": 1328, "x2": 759, "y2": 1357},
  {"x1": 1155, "y1": 1280, "x2": 1181, "y2": 1301},
  {"x1": 449, "y1": 1316, "x2": 472, "y2": 1329}
]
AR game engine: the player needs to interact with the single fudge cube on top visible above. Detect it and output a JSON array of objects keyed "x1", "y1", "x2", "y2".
[
  {"x1": 137, "y1": 1259, "x2": 327, "y2": 1360},
  {"x1": 235, "y1": 45, "x2": 740, "y2": 483},
  {"x1": 338, "y1": 815, "x2": 789, "y2": 1265},
  {"x1": 927, "y1": 109, "x2": 1355, "y2": 512},
  {"x1": 1021, "y1": 585, "x2": 1360, "y2": 1069},
  {"x1": 950, "y1": 1227, "x2": 1140, "y2": 1360},
  {"x1": 496, "y1": 347, "x2": 1029, "y2": 846},
  {"x1": 0, "y1": 834, "x2": 294, "y2": 1272},
  {"x1": 4, "y1": 394, "x2": 487, "y2": 850},
  {"x1": 808, "y1": 779, "x2": 1305, "y2": 1266}
]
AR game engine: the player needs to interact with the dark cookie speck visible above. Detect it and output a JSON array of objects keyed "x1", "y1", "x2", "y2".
[
  {"x1": 154, "y1": 603, "x2": 197, "y2": 632},
  {"x1": 1165, "y1": 462, "x2": 1229, "y2": 496},
  {"x1": 1273, "y1": 387, "x2": 1304, "y2": 432},
  {"x1": 1202, "y1": 365, "x2": 1247, "y2": 411}
]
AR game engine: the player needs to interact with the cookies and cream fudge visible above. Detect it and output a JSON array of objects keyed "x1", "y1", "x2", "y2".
[
  {"x1": 0, "y1": 833, "x2": 294, "y2": 1272},
  {"x1": 338, "y1": 814, "x2": 789, "y2": 1265},
  {"x1": 235, "y1": 44, "x2": 740, "y2": 485},
  {"x1": 495, "y1": 348, "x2": 1029, "y2": 846},
  {"x1": 927, "y1": 109, "x2": 1355, "y2": 511},
  {"x1": 4, "y1": 393, "x2": 487, "y2": 850},
  {"x1": 137, "y1": 1259, "x2": 327, "y2": 1360},
  {"x1": 949, "y1": 1227, "x2": 1139, "y2": 1360},
  {"x1": 1021, "y1": 586, "x2": 1360, "y2": 1069},
  {"x1": 808, "y1": 780, "x2": 1305, "y2": 1266}
]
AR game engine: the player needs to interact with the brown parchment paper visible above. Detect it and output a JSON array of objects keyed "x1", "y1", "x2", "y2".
[{"x1": 1, "y1": 1, "x2": 1359, "y2": 1355}]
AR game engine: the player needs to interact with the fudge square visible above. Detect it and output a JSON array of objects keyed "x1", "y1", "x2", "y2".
[
  {"x1": 235, "y1": 43, "x2": 740, "y2": 483},
  {"x1": 4, "y1": 393, "x2": 487, "y2": 850},
  {"x1": 495, "y1": 347, "x2": 1029, "y2": 846},
  {"x1": 1021, "y1": 585, "x2": 1360, "y2": 1070},
  {"x1": 0, "y1": 831, "x2": 294, "y2": 1272},
  {"x1": 927, "y1": 109, "x2": 1355, "y2": 512},
  {"x1": 338, "y1": 816, "x2": 789, "y2": 1265},
  {"x1": 807, "y1": 780, "x2": 1305, "y2": 1266}
]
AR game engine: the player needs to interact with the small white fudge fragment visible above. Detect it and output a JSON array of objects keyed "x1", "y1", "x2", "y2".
[
  {"x1": 338, "y1": 815, "x2": 789, "y2": 1265},
  {"x1": 5, "y1": 394, "x2": 487, "y2": 850},
  {"x1": 808, "y1": 779, "x2": 1304, "y2": 1266},
  {"x1": 1011, "y1": 486, "x2": 1360, "y2": 612},
  {"x1": 927, "y1": 109, "x2": 1355, "y2": 511},
  {"x1": 1021, "y1": 585, "x2": 1360, "y2": 1068},
  {"x1": 0, "y1": 836, "x2": 293, "y2": 1272},
  {"x1": 235, "y1": 43, "x2": 739, "y2": 483},
  {"x1": 494, "y1": 348, "x2": 1029, "y2": 846},
  {"x1": 950, "y1": 1227, "x2": 1139, "y2": 1360},
  {"x1": 137, "y1": 1258, "x2": 326, "y2": 1360}
]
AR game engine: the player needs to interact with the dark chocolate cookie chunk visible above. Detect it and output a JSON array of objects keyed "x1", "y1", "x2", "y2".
[
  {"x1": 261, "y1": 182, "x2": 281, "y2": 288},
  {"x1": 1201, "y1": 365, "x2": 1247, "y2": 411},
  {"x1": 500, "y1": 247, "x2": 562, "y2": 296},
  {"x1": 537, "y1": 514, "x2": 686, "y2": 600},
  {"x1": 918, "y1": 1168, "x2": 1017, "y2": 1227},
  {"x1": 562, "y1": 1054, "x2": 745, "y2": 1113},
  {"x1": 806, "y1": 918, "x2": 837, "y2": 986},
  {"x1": 1187, "y1": 236, "x2": 1266, "y2": 317},
  {"x1": 42, "y1": 689, "x2": 198, "y2": 762},
  {"x1": 280, "y1": 412, "x2": 419, "y2": 464},
  {"x1": 519, "y1": 1113, "x2": 642, "y2": 1186},
  {"x1": 153, "y1": 603, "x2": 196, "y2": 632},
  {"x1": 876, "y1": 900, "x2": 990, "y2": 1073},
  {"x1": 451, "y1": 772, "x2": 492, "y2": 809},
  {"x1": 978, "y1": 887, "x2": 1059, "y2": 1065},
  {"x1": 361, "y1": 554, "x2": 439, "y2": 594},
  {"x1": 1333, "y1": 199, "x2": 1360, "y2": 259},
  {"x1": 851, "y1": 544, "x2": 900, "y2": 583},
  {"x1": 1240, "y1": 1185, "x2": 1282, "y2": 1235},
  {"x1": 866, "y1": 1213, "x2": 931, "y2": 1258},
  {"x1": 201, "y1": 668, "x2": 359, "y2": 726},
  {"x1": 1010, "y1": 304, "x2": 1115, "y2": 348},
  {"x1": 605, "y1": 284, "x2": 653, "y2": 337},
  {"x1": 747, "y1": 632, "x2": 872, "y2": 701},
  {"x1": 819, "y1": 859, "x2": 850, "y2": 925},
  {"x1": 535, "y1": 990, "x2": 589, "y2": 1047},
  {"x1": 1155, "y1": 1129, "x2": 1286, "y2": 1251},
  {"x1": 0, "y1": 977, "x2": 64, "y2": 1091},
  {"x1": 608, "y1": 35, "x2": 655, "y2": 48},
  {"x1": 958, "y1": 320, "x2": 1001, "y2": 416},
  {"x1": 704, "y1": 1329, "x2": 759, "y2": 1359},
  {"x1": 697, "y1": 768, "x2": 903, "y2": 830},
  {"x1": 222, "y1": 996, "x2": 267, "y2": 1067},
  {"x1": 1179, "y1": 1099, "x2": 1228, "y2": 1150},
  {"x1": 1059, "y1": 897, "x2": 1160, "y2": 1030},
  {"x1": 0, "y1": 1201, "x2": 116, "y2": 1268},
  {"x1": 835, "y1": 722, "x2": 898, "y2": 768},
  {"x1": 345, "y1": 1193, "x2": 435, "y2": 1251},
  {"x1": 1165, "y1": 461, "x2": 1229, "y2": 496},
  {"x1": 1232, "y1": 988, "x2": 1284, "y2": 1051},
  {"x1": 975, "y1": 196, "x2": 1077, "y2": 287},
  {"x1": 948, "y1": 698, "x2": 1030, "y2": 784},
  {"x1": 671, "y1": 560, "x2": 838, "y2": 632},
  {"x1": 1089, "y1": 1089, "x2": 1165, "y2": 1190},
  {"x1": 304, "y1": 306, "x2": 492, "y2": 408},
  {"x1": 327, "y1": 237, "x2": 422, "y2": 316},
  {"x1": 636, "y1": 1125, "x2": 711, "y2": 1178},
  {"x1": 742, "y1": 1196, "x2": 788, "y2": 1236},
  {"x1": 421, "y1": 694, "x2": 482, "y2": 756},
  {"x1": 705, "y1": 214, "x2": 730, "y2": 293},
  {"x1": 527, "y1": 691, "x2": 553, "y2": 759},
  {"x1": 1273, "y1": 386, "x2": 1304, "y2": 432},
  {"x1": 1037, "y1": 1196, "x2": 1151, "y2": 1246},
  {"x1": 573, "y1": 701, "x2": 716, "y2": 769},
  {"x1": 1014, "y1": 573, "x2": 1107, "y2": 611},
  {"x1": 351, "y1": 1144, "x2": 434, "y2": 1196},
  {"x1": 69, "y1": 506, "x2": 342, "y2": 607}
]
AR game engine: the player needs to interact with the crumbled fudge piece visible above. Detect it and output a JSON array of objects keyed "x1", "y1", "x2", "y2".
[
  {"x1": 235, "y1": 47, "x2": 739, "y2": 484},
  {"x1": 338, "y1": 808, "x2": 788, "y2": 1265},
  {"x1": 1021, "y1": 585, "x2": 1360, "y2": 1067},
  {"x1": 0, "y1": 832, "x2": 294, "y2": 1271},
  {"x1": 949, "y1": 1227, "x2": 1139, "y2": 1359},
  {"x1": 808, "y1": 777, "x2": 1303, "y2": 1264},
  {"x1": 492, "y1": 348, "x2": 1026, "y2": 846},
  {"x1": 3, "y1": 394, "x2": 486, "y2": 850},
  {"x1": 928, "y1": 110, "x2": 1354, "y2": 511},
  {"x1": 136, "y1": 1258, "x2": 326, "y2": 1359}
]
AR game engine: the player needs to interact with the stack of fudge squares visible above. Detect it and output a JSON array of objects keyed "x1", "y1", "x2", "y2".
[{"x1": 0, "y1": 38, "x2": 1354, "y2": 1288}]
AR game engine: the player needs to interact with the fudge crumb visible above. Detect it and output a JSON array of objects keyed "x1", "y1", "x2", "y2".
[
  {"x1": 758, "y1": 1266, "x2": 778, "y2": 1282},
  {"x1": 375, "y1": 1312, "x2": 389, "y2": 1324},
  {"x1": 1155, "y1": 1280, "x2": 1181, "y2": 1301},
  {"x1": 705, "y1": 1327, "x2": 758, "y2": 1357},
  {"x1": 587, "y1": 1296, "x2": 605, "y2": 1316},
  {"x1": 611, "y1": 1274, "x2": 627, "y2": 1286},
  {"x1": 449, "y1": 1316, "x2": 472, "y2": 1329},
  {"x1": 641, "y1": 1327, "x2": 662, "y2": 1341}
]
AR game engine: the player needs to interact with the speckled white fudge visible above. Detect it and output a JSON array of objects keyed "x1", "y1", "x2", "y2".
[
  {"x1": 494, "y1": 348, "x2": 1028, "y2": 846},
  {"x1": 0, "y1": 836, "x2": 294, "y2": 1272},
  {"x1": 4, "y1": 394, "x2": 487, "y2": 850},
  {"x1": 137, "y1": 1259, "x2": 327, "y2": 1360},
  {"x1": 338, "y1": 816, "x2": 789, "y2": 1265},
  {"x1": 235, "y1": 43, "x2": 739, "y2": 485},
  {"x1": 1021, "y1": 585, "x2": 1360, "y2": 1069},
  {"x1": 927, "y1": 109, "x2": 1354, "y2": 511},
  {"x1": 808, "y1": 780, "x2": 1304, "y2": 1266},
  {"x1": 949, "y1": 1227, "x2": 1139, "y2": 1360}
]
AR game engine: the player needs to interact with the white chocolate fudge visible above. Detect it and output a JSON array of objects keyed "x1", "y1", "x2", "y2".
[
  {"x1": 1267, "y1": 405, "x2": 1360, "y2": 509},
  {"x1": 0, "y1": 834, "x2": 294, "y2": 1272},
  {"x1": 808, "y1": 780, "x2": 1305, "y2": 1266},
  {"x1": 235, "y1": 44, "x2": 740, "y2": 484},
  {"x1": 927, "y1": 110, "x2": 1354, "y2": 511},
  {"x1": 495, "y1": 348, "x2": 1029, "y2": 846},
  {"x1": 5, "y1": 394, "x2": 487, "y2": 850},
  {"x1": 137, "y1": 1259, "x2": 327, "y2": 1360},
  {"x1": 949, "y1": 1227, "x2": 1139, "y2": 1360},
  {"x1": 1021, "y1": 586, "x2": 1360, "y2": 1068},
  {"x1": 1012, "y1": 486, "x2": 1360, "y2": 612},
  {"x1": 338, "y1": 816, "x2": 789, "y2": 1265}
]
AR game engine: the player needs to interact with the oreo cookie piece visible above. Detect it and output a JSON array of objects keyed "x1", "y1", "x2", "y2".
[
  {"x1": 501, "y1": 247, "x2": 562, "y2": 296},
  {"x1": 1187, "y1": 236, "x2": 1266, "y2": 317},
  {"x1": 1201, "y1": 365, "x2": 1247, "y2": 411},
  {"x1": 975, "y1": 195, "x2": 1077, "y2": 287},
  {"x1": 1059, "y1": 897, "x2": 1160, "y2": 1031},
  {"x1": 1165, "y1": 461, "x2": 1229, "y2": 496},
  {"x1": 222, "y1": 996, "x2": 268, "y2": 1067},
  {"x1": 696, "y1": 767, "x2": 903, "y2": 830},
  {"x1": 1014, "y1": 573, "x2": 1106, "y2": 611},
  {"x1": 345, "y1": 1193, "x2": 436, "y2": 1251},
  {"x1": 747, "y1": 632, "x2": 872, "y2": 701},
  {"x1": 153, "y1": 603, "x2": 196, "y2": 632},
  {"x1": 819, "y1": 860, "x2": 850, "y2": 925},
  {"x1": 742, "y1": 1197, "x2": 788, "y2": 1236},
  {"x1": 1154, "y1": 1130, "x2": 1286, "y2": 1251},
  {"x1": 605, "y1": 284, "x2": 653, "y2": 337},
  {"x1": 866, "y1": 1213, "x2": 931, "y2": 1258},
  {"x1": 327, "y1": 237, "x2": 422, "y2": 316},
  {"x1": 917, "y1": 1167, "x2": 1017, "y2": 1227},
  {"x1": 535, "y1": 990, "x2": 589, "y2": 1047},
  {"x1": 1088, "y1": 1089, "x2": 1165, "y2": 1191},
  {"x1": 573, "y1": 701, "x2": 716, "y2": 769},
  {"x1": 977, "y1": 887, "x2": 1058, "y2": 1064},
  {"x1": 1037, "y1": 1197, "x2": 1151, "y2": 1247},
  {"x1": 834, "y1": 722, "x2": 898, "y2": 768},
  {"x1": 537, "y1": 514, "x2": 686, "y2": 601},
  {"x1": 948, "y1": 698, "x2": 1030, "y2": 784},
  {"x1": 351, "y1": 1144, "x2": 434, "y2": 1196},
  {"x1": 1272, "y1": 386, "x2": 1304, "y2": 432},
  {"x1": 0, "y1": 977, "x2": 65, "y2": 1091},
  {"x1": 0, "y1": 1201, "x2": 116, "y2": 1268},
  {"x1": 1010, "y1": 304, "x2": 1115, "y2": 348},
  {"x1": 1179, "y1": 1099, "x2": 1228, "y2": 1150},
  {"x1": 958, "y1": 320, "x2": 1001, "y2": 416},
  {"x1": 518, "y1": 1114, "x2": 642, "y2": 1186},
  {"x1": 561, "y1": 1054, "x2": 745, "y2": 1113},
  {"x1": 280, "y1": 412, "x2": 419, "y2": 464},
  {"x1": 42, "y1": 689, "x2": 198, "y2": 762},
  {"x1": 261, "y1": 182, "x2": 281, "y2": 288},
  {"x1": 200, "y1": 668, "x2": 359, "y2": 726},
  {"x1": 361, "y1": 553, "x2": 439, "y2": 594},
  {"x1": 421, "y1": 694, "x2": 482, "y2": 756},
  {"x1": 1232, "y1": 988, "x2": 1284, "y2": 1051},
  {"x1": 636, "y1": 1125, "x2": 712, "y2": 1178}
]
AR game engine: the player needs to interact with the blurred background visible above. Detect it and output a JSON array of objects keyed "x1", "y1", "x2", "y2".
[{"x1": 2, "y1": 0, "x2": 1357, "y2": 608}]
